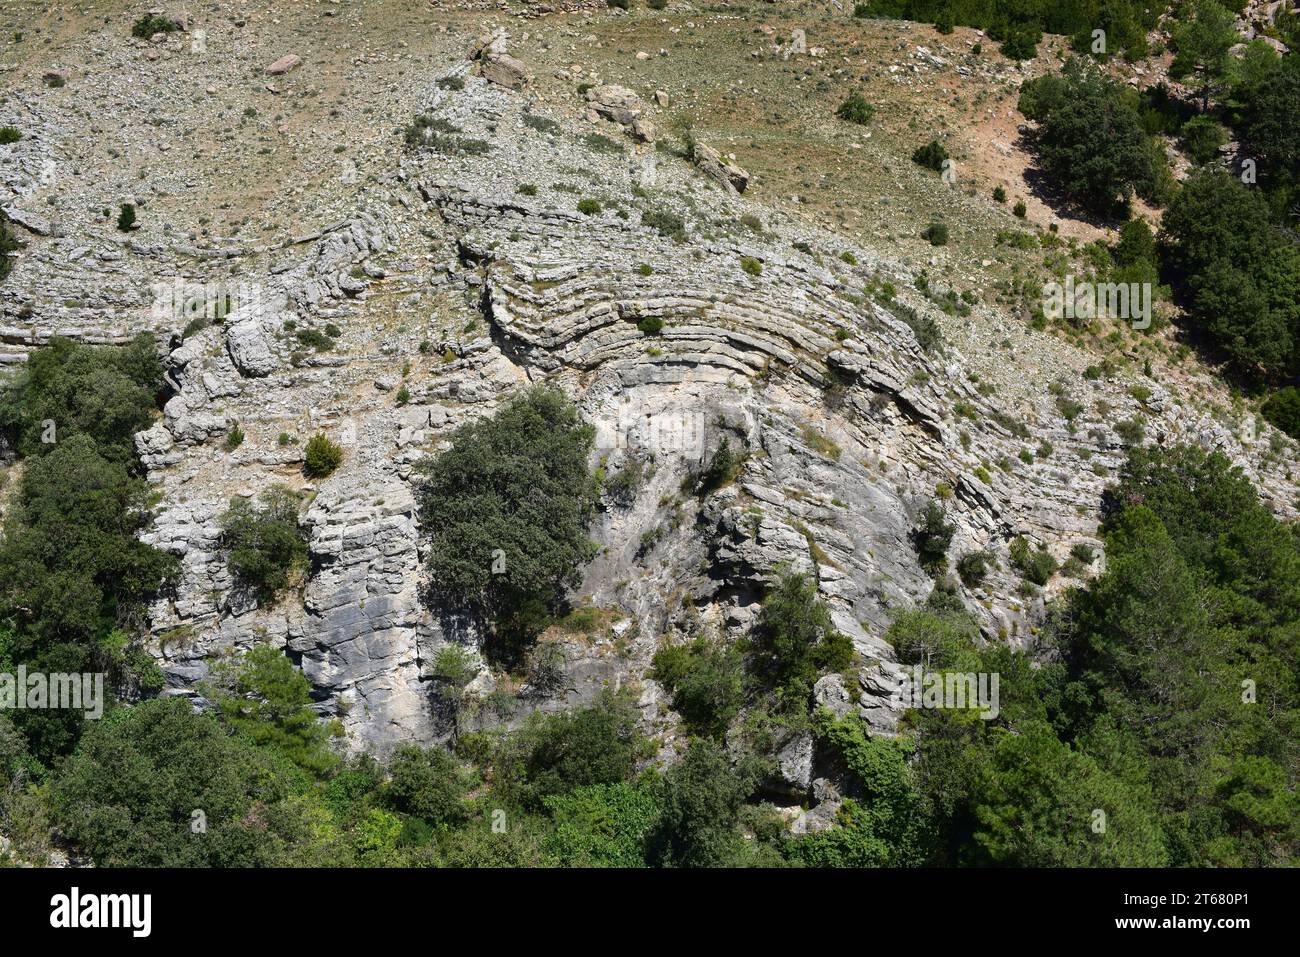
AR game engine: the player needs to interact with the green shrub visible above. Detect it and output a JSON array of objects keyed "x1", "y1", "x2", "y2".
[
  {"x1": 116, "y1": 203, "x2": 136, "y2": 232},
  {"x1": 131, "y1": 14, "x2": 180, "y2": 39},
  {"x1": 922, "y1": 222, "x2": 949, "y2": 246},
  {"x1": 652, "y1": 638, "x2": 745, "y2": 737},
  {"x1": 218, "y1": 486, "x2": 308, "y2": 602},
  {"x1": 1000, "y1": 26, "x2": 1041, "y2": 61},
  {"x1": 1179, "y1": 115, "x2": 1228, "y2": 163},
  {"x1": 911, "y1": 501, "x2": 955, "y2": 569},
  {"x1": 225, "y1": 422, "x2": 245, "y2": 450},
  {"x1": 436, "y1": 75, "x2": 465, "y2": 91},
  {"x1": 516, "y1": 183, "x2": 537, "y2": 196},
  {"x1": 304, "y1": 433, "x2": 344, "y2": 478},
  {"x1": 577, "y1": 198, "x2": 601, "y2": 215},
  {"x1": 383, "y1": 744, "x2": 470, "y2": 827},
  {"x1": 1009, "y1": 536, "x2": 1057, "y2": 585},
  {"x1": 642, "y1": 208, "x2": 685, "y2": 240},
  {"x1": 1013, "y1": 200, "x2": 1027, "y2": 218},
  {"x1": 912, "y1": 139, "x2": 949, "y2": 172},
  {"x1": 835, "y1": 92, "x2": 876, "y2": 125},
  {"x1": 637, "y1": 315, "x2": 664, "y2": 335},
  {"x1": 750, "y1": 570, "x2": 854, "y2": 713},
  {"x1": 957, "y1": 550, "x2": 994, "y2": 588},
  {"x1": 522, "y1": 112, "x2": 561, "y2": 135},
  {"x1": 1115, "y1": 417, "x2": 1145, "y2": 445},
  {"x1": 395, "y1": 385, "x2": 411, "y2": 406},
  {"x1": 739, "y1": 256, "x2": 763, "y2": 276},
  {"x1": 1070, "y1": 542, "x2": 1097, "y2": 564},
  {"x1": 697, "y1": 437, "x2": 745, "y2": 493},
  {"x1": 296, "y1": 328, "x2": 336, "y2": 352},
  {"x1": 992, "y1": 185, "x2": 1007, "y2": 202},
  {"x1": 0, "y1": 127, "x2": 21, "y2": 145},
  {"x1": 502, "y1": 695, "x2": 640, "y2": 809}
]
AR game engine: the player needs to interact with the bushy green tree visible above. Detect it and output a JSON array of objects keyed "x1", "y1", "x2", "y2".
[
  {"x1": 0, "y1": 434, "x2": 178, "y2": 653},
  {"x1": 208, "y1": 646, "x2": 341, "y2": 777},
  {"x1": 652, "y1": 638, "x2": 745, "y2": 738},
  {"x1": 217, "y1": 485, "x2": 308, "y2": 603},
  {"x1": 972, "y1": 720, "x2": 1168, "y2": 865},
  {"x1": 383, "y1": 744, "x2": 471, "y2": 828},
  {"x1": 911, "y1": 500, "x2": 955, "y2": 569},
  {"x1": 51, "y1": 697, "x2": 318, "y2": 867},
  {"x1": 497, "y1": 694, "x2": 641, "y2": 810},
  {"x1": 749, "y1": 570, "x2": 854, "y2": 713},
  {"x1": 1018, "y1": 60, "x2": 1167, "y2": 214},
  {"x1": 415, "y1": 387, "x2": 598, "y2": 662},
  {"x1": 1160, "y1": 169, "x2": 1300, "y2": 379},
  {"x1": 648, "y1": 738, "x2": 760, "y2": 867},
  {"x1": 303, "y1": 433, "x2": 343, "y2": 478},
  {"x1": 835, "y1": 92, "x2": 875, "y2": 125},
  {"x1": 1169, "y1": 0, "x2": 1238, "y2": 111},
  {"x1": 0, "y1": 334, "x2": 163, "y2": 461}
]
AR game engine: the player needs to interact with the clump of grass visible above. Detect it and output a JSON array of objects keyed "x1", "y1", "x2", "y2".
[{"x1": 642, "y1": 208, "x2": 685, "y2": 241}]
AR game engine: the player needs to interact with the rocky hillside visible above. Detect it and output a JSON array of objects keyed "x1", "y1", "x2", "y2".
[{"x1": 2, "y1": 1, "x2": 1297, "y2": 815}]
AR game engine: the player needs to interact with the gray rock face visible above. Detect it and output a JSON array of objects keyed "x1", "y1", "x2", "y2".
[
  {"x1": 9, "y1": 49, "x2": 1297, "y2": 769},
  {"x1": 290, "y1": 483, "x2": 439, "y2": 754},
  {"x1": 775, "y1": 731, "x2": 814, "y2": 795},
  {"x1": 224, "y1": 307, "x2": 281, "y2": 378}
]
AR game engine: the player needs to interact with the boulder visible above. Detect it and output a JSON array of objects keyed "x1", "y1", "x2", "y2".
[
  {"x1": 631, "y1": 116, "x2": 657, "y2": 143},
  {"x1": 774, "y1": 730, "x2": 813, "y2": 794},
  {"x1": 225, "y1": 309, "x2": 280, "y2": 378},
  {"x1": 265, "y1": 54, "x2": 302, "y2": 76},
  {"x1": 586, "y1": 84, "x2": 644, "y2": 125},
  {"x1": 480, "y1": 54, "x2": 529, "y2": 90},
  {"x1": 692, "y1": 142, "x2": 750, "y2": 194}
]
